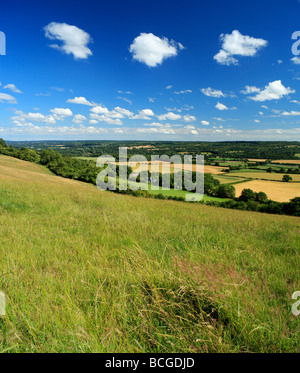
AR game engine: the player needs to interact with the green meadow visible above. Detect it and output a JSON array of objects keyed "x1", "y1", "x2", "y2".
[{"x1": 0, "y1": 155, "x2": 299, "y2": 352}]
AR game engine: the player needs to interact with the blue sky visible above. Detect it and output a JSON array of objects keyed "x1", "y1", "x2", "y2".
[{"x1": 1, "y1": 0, "x2": 300, "y2": 141}]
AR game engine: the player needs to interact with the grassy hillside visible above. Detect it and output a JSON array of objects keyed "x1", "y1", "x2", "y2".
[{"x1": 0, "y1": 154, "x2": 299, "y2": 352}]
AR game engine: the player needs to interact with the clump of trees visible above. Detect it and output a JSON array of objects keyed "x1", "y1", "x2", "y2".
[
  {"x1": 0, "y1": 139, "x2": 40, "y2": 163},
  {"x1": 282, "y1": 174, "x2": 293, "y2": 182},
  {"x1": 239, "y1": 188, "x2": 268, "y2": 203},
  {"x1": 205, "y1": 187, "x2": 299, "y2": 216},
  {"x1": 266, "y1": 166, "x2": 299, "y2": 175},
  {"x1": 0, "y1": 138, "x2": 7, "y2": 148}
]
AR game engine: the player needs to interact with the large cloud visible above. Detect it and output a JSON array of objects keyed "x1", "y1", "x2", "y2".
[
  {"x1": 44, "y1": 22, "x2": 92, "y2": 60},
  {"x1": 249, "y1": 80, "x2": 295, "y2": 102},
  {"x1": 214, "y1": 30, "x2": 267, "y2": 65},
  {"x1": 129, "y1": 33, "x2": 184, "y2": 67}
]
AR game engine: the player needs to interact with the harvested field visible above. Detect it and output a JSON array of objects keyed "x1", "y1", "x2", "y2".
[
  {"x1": 272, "y1": 160, "x2": 300, "y2": 165},
  {"x1": 248, "y1": 159, "x2": 267, "y2": 162},
  {"x1": 234, "y1": 180, "x2": 300, "y2": 202},
  {"x1": 229, "y1": 172, "x2": 300, "y2": 183},
  {"x1": 117, "y1": 161, "x2": 227, "y2": 174}
]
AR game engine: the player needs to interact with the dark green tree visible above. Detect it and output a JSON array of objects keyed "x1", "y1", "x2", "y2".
[
  {"x1": 255, "y1": 191, "x2": 268, "y2": 203},
  {"x1": 215, "y1": 184, "x2": 235, "y2": 198},
  {"x1": 239, "y1": 188, "x2": 256, "y2": 202},
  {"x1": 282, "y1": 174, "x2": 292, "y2": 182},
  {"x1": 0, "y1": 138, "x2": 7, "y2": 147}
]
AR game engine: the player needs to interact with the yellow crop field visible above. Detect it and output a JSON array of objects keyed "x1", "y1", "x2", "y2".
[
  {"x1": 234, "y1": 180, "x2": 300, "y2": 202},
  {"x1": 117, "y1": 161, "x2": 227, "y2": 174},
  {"x1": 272, "y1": 160, "x2": 300, "y2": 165},
  {"x1": 229, "y1": 172, "x2": 300, "y2": 182}
]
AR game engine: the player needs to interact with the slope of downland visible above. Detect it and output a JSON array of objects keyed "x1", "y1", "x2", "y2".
[{"x1": 0, "y1": 155, "x2": 299, "y2": 353}]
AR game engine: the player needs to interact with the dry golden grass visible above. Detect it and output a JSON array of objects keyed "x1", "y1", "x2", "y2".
[
  {"x1": 0, "y1": 154, "x2": 53, "y2": 175},
  {"x1": 0, "y1": 155, "x2": 92, "y2": 191},
  {"x1": 234, "y1": 180, "x2": 300, "y2": 202}
]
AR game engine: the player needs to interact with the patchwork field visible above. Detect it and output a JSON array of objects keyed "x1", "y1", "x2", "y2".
[
  {"x1": 0, "y1": 155, "x2": 299, "y2": 352},
  {"x1": 73, "y1": 157, "x2": 300, "y2": 202},
  {"x1": 234, "y1": 180, "x2": 300, "y2": 202}
]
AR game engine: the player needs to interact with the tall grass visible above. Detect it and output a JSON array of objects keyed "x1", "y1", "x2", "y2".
[{"x1": 0, "y1": 155, "x2": 299, "y2": 352}]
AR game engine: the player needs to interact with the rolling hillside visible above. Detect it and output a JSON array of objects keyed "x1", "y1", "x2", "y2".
[{"x1": 0, "y1": 154, "x2": 299, "y2": 352}]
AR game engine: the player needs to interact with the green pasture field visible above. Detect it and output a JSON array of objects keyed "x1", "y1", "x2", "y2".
[{"x1": 0, "y1": 155, "x2": 299, "y2": 353}]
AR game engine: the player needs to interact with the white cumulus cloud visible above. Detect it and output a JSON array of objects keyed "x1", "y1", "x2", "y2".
[
  {"x1": 183, "y1": 114, "x2": 196, "y2": 122},
  {"x1": 44, "y1": 22, "x2": 92, "y2": 60},
  {"x1": 50, "y1": 107, "x2": 73, "y2": 120},
  {"x1": 214, "y1": 30, "x2": 267, "y2": 65},
  {"x1": 11, "y1": 110, "x2": 56, "y2": 125},
  {"x1": 67, "y1": 96, "x2": 93, "y2": 106},
  {"x1": 73, "y1": 114, "x2": 86, "y2": 124},
  {"x1": 249, "y1": 80, "x2": 295, "y2": 102},
  {"x1": 133, "y1": 109, "x2": 155, "y2": 119},
  {"x1": 129, "y1": 33, "x2": 184, "y2": 67}
]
